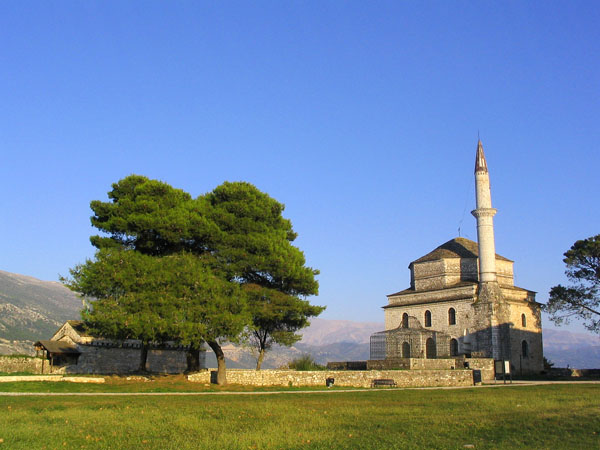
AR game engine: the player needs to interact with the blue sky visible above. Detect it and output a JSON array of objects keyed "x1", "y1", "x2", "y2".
[{"x1": 1, "y1": 2, "x2": 598, "y2": 333}]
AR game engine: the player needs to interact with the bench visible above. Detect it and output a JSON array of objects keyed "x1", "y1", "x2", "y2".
[{"x1": 371, "y1": 378, "x2": 397, "y2": 388}]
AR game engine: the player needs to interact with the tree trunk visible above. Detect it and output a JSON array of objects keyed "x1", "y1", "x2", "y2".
[
  {"x1": 139, "y1": 343, "x2": 149, "y2": 372},
  {"x1": 186, "y1": 346, "x2": 201, "y2": 373},
  {"x1": 256, "y1": 348, "x2": 265, "y2": 370},
  {"x1": 207, "y1": 340, "x2": 227, "y2": 385}
]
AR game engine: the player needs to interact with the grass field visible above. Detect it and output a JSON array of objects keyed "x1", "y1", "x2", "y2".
[
  {"x1": 1, "y1": 384, "x2": 599, "y2": 449},
  {"x1": 0, "y1": 375, "x2": 360, "y2": 393}
]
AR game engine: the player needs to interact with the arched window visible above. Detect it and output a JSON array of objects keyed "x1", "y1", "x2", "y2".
[
  {"x1": 402, "y1": 341, "x2": 411, "y2": 358},
  {"x1": 448, "y1": 308, "x2": 456, "y2": 325},
  {"x1": 521, "y1": 314, "x2": 527, "y2": 327},
  {"x1": 402, "y1": 313, "x2": 409, "y2": 328},
  {"x1": 450, "y1": 339, "x2": 458, "y2": 356},
  {"x1": 426, "y1": 338, "x2": 436, "y2": 359},
  {"x1": 424, "y1": 310, "x2": 432, "y2": 327},
  {"x1": 522, "y1": 340, "x2": 529, "y2": 358}
]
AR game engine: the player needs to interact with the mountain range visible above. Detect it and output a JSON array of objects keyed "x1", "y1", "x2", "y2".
[
  {"x1": 0, "y1": 270, "x2": 81, "y2": 355},
  {"x1": 2, "y1": 269, "x2": 599, "y2": 369}
]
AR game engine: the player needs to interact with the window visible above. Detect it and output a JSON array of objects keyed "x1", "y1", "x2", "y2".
[
  {"x1": 449, "y1": 339, "x2": 458, "y2": 356},
  {"x1": 522, "y1": 340, "x2": 529, "y2": 358},
  {"x1": 426, "y1": 338, "x2": 436, "y2": 359},
  {"x1": 402, "y1": 313, "x2": 409, "y2": 328},
  {"x1": 402, "y1": 341, "x2": 411, "y2": 358},
  {"x1": 448, "y1": 308, "x2": 456, "y2": 325},
  {"x1": 424, "y1": 310, "x2": 432, "y2": 327},
  {"x1": 521, "y1": 314, "x2": 527, "y2": 327}
]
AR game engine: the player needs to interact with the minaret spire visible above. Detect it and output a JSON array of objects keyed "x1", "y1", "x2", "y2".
[
  {"x1": 471, "y1": 140, "x2": 497, "y2": 283},
  {"x1": 475, "y1": 140, "x2": 488, "y2": 173}
]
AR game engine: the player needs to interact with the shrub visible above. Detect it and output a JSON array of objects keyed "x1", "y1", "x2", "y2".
[{"x1": 287, "y1": 354, "x2": 325, "y2": 371}]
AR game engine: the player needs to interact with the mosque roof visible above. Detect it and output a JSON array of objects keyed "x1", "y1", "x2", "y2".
[{"x1": 411, "y1": 237, "x2": 512, "y2": 265}]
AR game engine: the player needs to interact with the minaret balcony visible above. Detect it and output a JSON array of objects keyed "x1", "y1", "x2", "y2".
[{"x1": 471, "y1": 208, "x2": 497, "y2": 219}]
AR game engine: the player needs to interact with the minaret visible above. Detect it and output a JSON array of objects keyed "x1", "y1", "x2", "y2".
[
  {"x1": 470, "y1": 140, "x2": 509, "y2": 361},
  {"x1": 471, "y1": 140, "x2": 497, "y2": 283}
]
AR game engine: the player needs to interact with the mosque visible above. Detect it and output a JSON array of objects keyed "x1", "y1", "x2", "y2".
[{"x1": 371, "y1": 141, "x2": 544, "y2": 375}]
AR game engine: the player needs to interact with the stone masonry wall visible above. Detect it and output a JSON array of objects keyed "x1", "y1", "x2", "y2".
[
  {"x1": 146, "y1": 349, "x2": 188, "y2": 373},
  {"x1": 0, "y1": 356, "x2": 44, "y2": 374},
  {"x1": 65, "y1": 346, "x2": 188, "y2": 374},
  {"x1": 365, "y1": 357, "x2": 494, "y2": 381},
  {"x1": 507, "y1": 301, "x2": 543, "y2": 375},
  {"x1": 189, "y1": 369, "x2": 474, "y2": 388},
  {"x1": 464, "y1": 358, "x2": 494, "y2": 381}
]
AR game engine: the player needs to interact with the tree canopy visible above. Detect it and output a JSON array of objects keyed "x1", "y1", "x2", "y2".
[
  {"x1": 65, "y1": 249, "x2": 249, "y2": 376},
  {"x1": 64, "y1": 175, "x2": 322, "y2": 381},
  {"x1": 544, "y1": 234, "x2": 600, "y2": 333},
  {"x1": 205, "y1": 182, "x2": 323, "y2": 369},
  {"x1": 245, "y1": 284, "x2": 324, "y2": 369}
]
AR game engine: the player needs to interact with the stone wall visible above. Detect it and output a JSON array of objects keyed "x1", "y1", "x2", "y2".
[
  {"x1": 146, "y1": 349, "x2": 188, "y2": 374},
  {"x1": 188, "y1": 368, "x2": 475, "y2": 388},
  {"x1": 366, "y1": 357, "x2": 494, "y2": 381},
  {"x1": 63, "y1": 346, "x2": 189, "y2": 374},
  {"x1": 464, "y1": 358, "x2": 494, "y2": 381},
  {"x1": 507, "y1": 301, "x2": 544, "y2": 375},
  {"x1": 364, "y1": 359, "x2": 410, "y2": 370},
  {"x1": 409, "y1": 358, "x2": 457, "y2": 370},
  {"x1": 0, "y1": 356, "x2": 44, "y2": 373},
  {"x1": 410, "y1": 257, "x2": 514, "y2": 291}
]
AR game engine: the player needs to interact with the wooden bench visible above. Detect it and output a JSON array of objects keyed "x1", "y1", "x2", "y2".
[{"x1": 371, "y1": 378, "x2": 397, "y2": 388}]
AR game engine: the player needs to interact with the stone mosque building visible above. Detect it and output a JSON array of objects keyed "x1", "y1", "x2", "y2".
[{"x1": 371, "y1": 141, "x2": 544, "y2": 375}]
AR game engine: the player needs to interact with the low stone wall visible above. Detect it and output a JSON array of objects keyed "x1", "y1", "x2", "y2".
[
  {"x1": 188, "y1": 369, "x2": 474, "y2": 388},
  {"x1": 465, "y1": 358, "x2": 494, "y2": 381},
  {"x1": 549, "y1": 368, "x2": 600, "y2": 378},
  {"x1": 364, "y1": 359, "x2": 408, "y2": 370},
  {"x1": 0, "y1": 356, "x2": 44, "y2": 374},
  {"x1": 330, "y1": 357, "x2": 495, "y2": 381},
  {"x1": 0, "y1": 375, "x2": 105, "y2": 383},
  {"x1": 409, "y1": 359, "x2": 456, "y2": 370}
]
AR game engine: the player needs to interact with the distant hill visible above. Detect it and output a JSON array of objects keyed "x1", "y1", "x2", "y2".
[
  {"x1": 2, "y1": 269, "x2": 600, "y2": 369},
  {"x1": 212, "y1": 320, "x2": 600, "y2": 370},
  {"x1": 296, "y1": 318, "x2": 383, "y2": 346},
  {"x1": 542, "y1": 328, "x2": 600, "y2": 369},
  {"x1": 0, "y1": 270, "x2": 82, "y2": 355}
]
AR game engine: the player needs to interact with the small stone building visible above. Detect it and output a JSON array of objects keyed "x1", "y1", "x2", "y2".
[
  {"x1": 373, "y1": 142, "x2": 544, "y2": 375},
  {"x1": 35, "y1": 320, "x2": 205, "y2": 374}
]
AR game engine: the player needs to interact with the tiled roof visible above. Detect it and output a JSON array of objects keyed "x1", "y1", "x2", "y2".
[
  {"x1": 411, "y1": 237, "x2": 511, "y2": 264},
  {"x1": 67, "y1": 320, "x2": 93, "y2": 337},
  {"x1": 34, "y1": 340, "x2": 80, "y2": 355}
]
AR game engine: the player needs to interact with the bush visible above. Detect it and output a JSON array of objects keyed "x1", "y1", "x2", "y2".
[{"x1": 287, "y1": 354, "x2": 325, "y2": 371}]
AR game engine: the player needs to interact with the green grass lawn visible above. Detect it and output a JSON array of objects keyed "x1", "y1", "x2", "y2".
[
  {"x1": 0, "y1": 375, "x2": 362, "y2": 393},
  {"x1": 0, "y1": 384, "x2": 599, "y2": 449}
]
